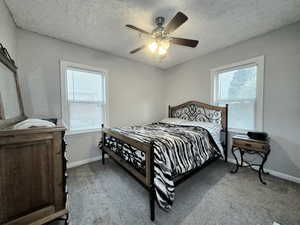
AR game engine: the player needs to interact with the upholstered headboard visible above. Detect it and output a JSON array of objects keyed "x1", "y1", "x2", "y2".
[{"x1": 168, "y1": 101, "x2": 228, "y2": 131}]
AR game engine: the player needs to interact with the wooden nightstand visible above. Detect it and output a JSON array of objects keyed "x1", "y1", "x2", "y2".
[{"x1": 231, "y1": 135, "x2": 271, "y2": 184}]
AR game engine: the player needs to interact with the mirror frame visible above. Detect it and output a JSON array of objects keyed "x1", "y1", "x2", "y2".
[{"x1": 0, "y1": 43, "x2": 25, "y2": 129}]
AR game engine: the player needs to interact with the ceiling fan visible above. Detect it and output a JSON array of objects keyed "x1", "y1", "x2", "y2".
[{"x1": 126, "y1": 11, "x2": 199, "y2": 57}]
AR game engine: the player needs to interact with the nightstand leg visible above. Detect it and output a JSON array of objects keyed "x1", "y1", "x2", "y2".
[
  {"x1": 261, "y1": 166, "x2": 269, "y2": 175},
  {"x1": 64, "y1": 213, "x2": 69, "y2": 225},
  {"x1": 258, "y1": 168, "x2": 266, "y2": 185},
  {"x1": 102, "y1": 149, "x2": 105, "y2": 165},
  {"x1": 240, "y1": 149, "x2": 244, "y2": 167},
  {"x1": 258, "y1": 152, "x2": 269, "y2": 185},
  {"x1": 231, "y1": 146, "x2": 239, "y2": 173}
]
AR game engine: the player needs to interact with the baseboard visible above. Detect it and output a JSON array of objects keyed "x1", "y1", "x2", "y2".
[
  {"x1": 67, "y1": 156, "x2": 101, "y2": 169},
  {"x1": 227, "y1": 158, "x2": 300, "y2": 184},
  {"x1": 67, "y1": 156, "x2": 300, "y2": 183}
]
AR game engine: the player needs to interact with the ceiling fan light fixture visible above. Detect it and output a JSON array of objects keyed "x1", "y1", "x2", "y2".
[
  {"x1": 160, "y1": 40, "x2": 170, "y2": 50},
  {"x1": 158, "y1": 40, "x2": 170, "y2": 55},
  {"x1": 158, "y1": 47, "x2": 167, "y2": 55},
  {"x1": 148, "y1": 41, "x2": 158, "y2": 52},
  {"x1": 149, "y1": 39, "x2": 170, "y2": 55}
]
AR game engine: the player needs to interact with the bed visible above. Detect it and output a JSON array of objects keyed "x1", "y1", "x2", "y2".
[{"x1": 100, "y1": 101, "x2": 228, "y2": 221}]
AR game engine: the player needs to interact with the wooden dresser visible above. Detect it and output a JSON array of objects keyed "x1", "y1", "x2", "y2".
[
  {"x1": 0, "y1": 43, "x2": 68, "y2": 224},
  {"x1": 0, "y1": 127, "x2": 68, "y2": 225}
]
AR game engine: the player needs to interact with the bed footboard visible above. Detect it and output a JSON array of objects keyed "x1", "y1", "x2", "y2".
[{"x1": 101, "y1": 129, "x2": 156, "y2": 221}]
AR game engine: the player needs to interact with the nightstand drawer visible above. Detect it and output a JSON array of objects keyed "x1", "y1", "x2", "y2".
[{"x1": 233, "y1": 139, "x2": 268, "y2": 152}]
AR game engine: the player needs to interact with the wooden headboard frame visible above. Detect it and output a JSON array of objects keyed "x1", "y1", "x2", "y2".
[{"x1": 168, "y1": 101, "x2": 228, "y2": 161}]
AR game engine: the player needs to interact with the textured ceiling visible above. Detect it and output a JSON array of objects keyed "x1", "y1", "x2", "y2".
[{"x1": 5, "y1": 0, "x2": 300, "y2": 69}]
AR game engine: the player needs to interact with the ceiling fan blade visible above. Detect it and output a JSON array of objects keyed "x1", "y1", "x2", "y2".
[
  {"x1": 130, "y1": 45, "x2": 146, "y2": 54},
  {"x1": 126, "y1": 24, "x2": 151, "y2": 35},
  {"x1": 171, "y1": 37, "x2": 199, "y2": 48},
  {"x1": 165, "y1": 12, "x2": 188, "y2": 33}
]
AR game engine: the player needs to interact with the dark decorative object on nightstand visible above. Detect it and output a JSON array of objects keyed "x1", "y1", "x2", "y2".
[
  {"x1": 247, "y1": 131, "x2": 268, "y2": 141},
  {"x1": 231, "y1": 135, "x2": 271, "y2": 185}
]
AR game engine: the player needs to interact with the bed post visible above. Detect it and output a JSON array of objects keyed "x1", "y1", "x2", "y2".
[
  {"x1": 168, "y1": 105, "x2": 171, "y2": 118},
  {"x1": 101, "y1": 123, "x2": 106, "y2": 165},
  {"x1": 149, "y1": 141, "x2": 155, "y2": 221},
  {"x1": 225, "y1": 104, "x2": 228, "y2": 162}
]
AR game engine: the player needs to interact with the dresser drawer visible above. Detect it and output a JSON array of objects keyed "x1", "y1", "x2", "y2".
[
  {"x1": 233, "y1": 139, "x2": 268, "y2": 152},
  {"x1": 0, "y1": 133, "x2": 54, "y2": 146}
]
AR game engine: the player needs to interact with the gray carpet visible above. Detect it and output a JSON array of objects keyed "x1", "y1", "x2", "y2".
[{"x1": 51, "y1": 160, "x2": 300, "y2": 225}]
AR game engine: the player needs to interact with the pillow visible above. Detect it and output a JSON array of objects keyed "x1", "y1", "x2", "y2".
[
  {"x1": 179, "y1": 120, "x2": 222, "y2": 131},
  {"x1": 159, "y1": 118, "x2": 186, "y2": 125}
]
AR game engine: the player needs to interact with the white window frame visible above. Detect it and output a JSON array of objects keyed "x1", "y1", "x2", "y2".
[
  {"x1": 210, "y1": 56, "x2": 264, "y2": 133},
  {"x1": 60, "y1": 60, "x2": 109, "y2": 135}
]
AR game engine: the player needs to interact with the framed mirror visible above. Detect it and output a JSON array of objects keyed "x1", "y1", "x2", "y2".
[{"x1": 0, "y1": 43, "x2": 25, "y2": 128}]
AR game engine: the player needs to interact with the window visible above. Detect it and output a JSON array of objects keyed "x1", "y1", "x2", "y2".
[
  {"x1": 61, "y1": 61, "x2": 108, "y2": 134},
  {"x1": 211, "y1": 56, "x2": 264, "y2": 132}
]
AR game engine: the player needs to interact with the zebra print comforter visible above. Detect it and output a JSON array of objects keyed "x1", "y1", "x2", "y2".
[{"x1": 104, "y1": 123, "x2": 222, "y2": 209}]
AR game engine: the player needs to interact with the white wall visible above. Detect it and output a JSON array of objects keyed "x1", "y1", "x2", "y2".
[
  {"x1": 0, "y1": 0, "x2": 16, "y2": 59},
  {"x1": 164, "y1": 22, "x2": 300, "y2": 178},
  {"x1": 16, "y1": 29, "x2": 165, "y2": 164}
]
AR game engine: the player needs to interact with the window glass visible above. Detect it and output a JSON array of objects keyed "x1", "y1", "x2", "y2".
[
  {"x1": 66, "y1": 67, "x2": 105, "y2": 131},
  {"x1": 216, "y1": 65, "x2": 257, "y2": 130}
]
